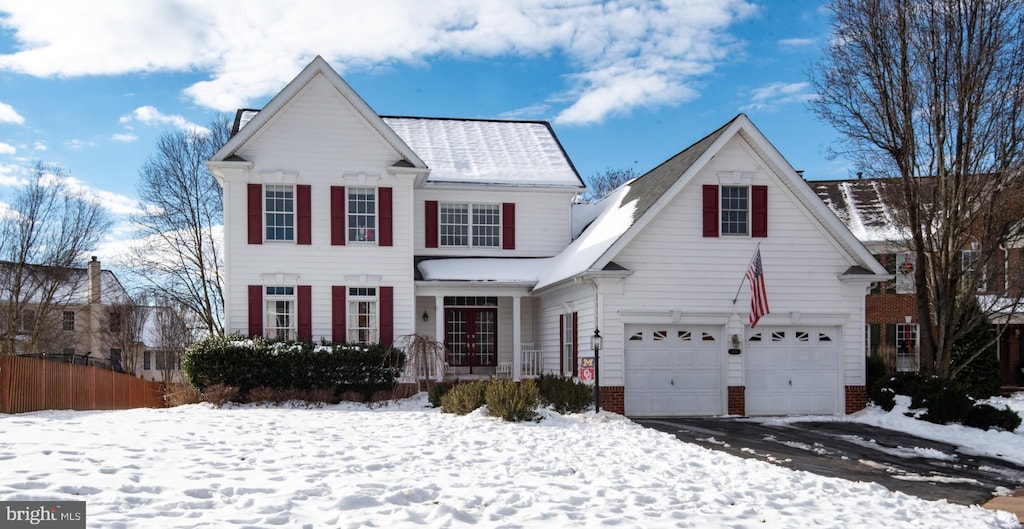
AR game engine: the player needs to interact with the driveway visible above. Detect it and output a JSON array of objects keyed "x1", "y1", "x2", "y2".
[{"x1": 635, "y1": 417, "x2": 1024, "y2": 506}]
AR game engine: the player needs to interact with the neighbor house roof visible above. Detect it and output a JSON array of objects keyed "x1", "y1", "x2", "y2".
[
  {"x1": 807, "y1": 179, "x2": 902, "y2": 244},
  {"x1": 0, "y1": 261, "x2": 131, "y2": 305}
]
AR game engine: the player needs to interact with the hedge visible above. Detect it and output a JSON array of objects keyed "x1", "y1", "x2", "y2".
[{"x1": 182, "y1": 335, "x2": 405, "y2": 399}]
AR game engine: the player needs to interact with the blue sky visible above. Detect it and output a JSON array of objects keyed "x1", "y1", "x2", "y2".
[{"x1": 0, "y1": 1, "x2": 846, "y2": 252}]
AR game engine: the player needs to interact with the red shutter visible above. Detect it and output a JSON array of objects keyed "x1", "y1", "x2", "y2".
[
  {"x1": 297, "y1": 185, "x2": 311, "y2": 245},
  {"x1": 331, "y1": 286, "x2": 346, "y2": 343},
  {"x1": 380, "y1": 286, "x2": 394, "y2": 346},
  {"x1": 297, "y1": 285, "x2": 312, "y2": 340},
  {"x1": 702, "y1": 185, "x2": 719, "y2": 237},
  {"x1": 379, "y1": 187, "x2": 393, "y2": 247},
  {"x1": 502, "y1": 202, "x2": 516, "y2": 250},
  {"x1": 331, "y1": 186, "x2": 346, "y2": 246},
  {"x1": 247, "y1": 184, "x2": 262, "y2": 244},
  {"x1": 752, "y1": 185, "x2": 768, "y2": 237},
  {"x1": 247, "y1": 285, "x2": 263, "y2": 336},
  {"x1": 559, "y1": 314, "x2": 565, "y2": 376},
  {"x1": 425, "y1": 200, "x2": 439, "y2": 248},
  {"x1": 572, "y1": 312, "x2": 579, "y2": 377}
]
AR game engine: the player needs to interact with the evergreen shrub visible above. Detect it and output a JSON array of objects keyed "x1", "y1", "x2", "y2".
[
  {"x1": 440, "y1": 380, "x2": 489, "y2": 415},
  {"x1": 428, "y1": 381, "x2": 460, "y2": 408},
  {"x1": 182, "y1": 335, "x2": 405, "y2": 399},
  {"x1": 964, "y1": 403, "x2": 1022, "y2": 432},
  {"x1": 485, "y1": 379, "x2": 539, "y2": 422},
  {"x1": 536, "y1": 374, "x2": 593, "y2": 414}
]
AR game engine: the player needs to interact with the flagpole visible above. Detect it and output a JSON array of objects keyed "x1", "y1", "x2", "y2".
[{"x1": 732, "y1": 242, "x2": 761, "y2": 304}]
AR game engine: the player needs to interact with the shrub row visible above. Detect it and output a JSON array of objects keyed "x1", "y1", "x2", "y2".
[
  {"x1": 869, "y1": 372, "x2": 1020, "y2": 432},
  {"x1": 433, "y1": 375, "x2": 594, "y2": 421},
  {"x1": 182, "y1": 335, "x2": 405, "y2": 400}
]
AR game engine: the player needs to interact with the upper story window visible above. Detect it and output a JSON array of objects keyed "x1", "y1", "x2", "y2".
[
  {"x1": 109, "y1": 311, "x2": 122, "y2": 333},
  {"x1": 62, "y1": 310, "x2": 76, "y2": 331},
  {"x1": 266, "y1": 286, "x2": 295, "y2": 340},
  {"x1": 20, "y1": 309, "x2": 35, "y2": 332},
  {"x1": 440, "y1": 203, "x2": 500, "y2": 248},
  {"x1": 348, "y1": 187, "x2": 377, "y2": 243},
  {"x1": 961, "y1": 248, "x2": 986, "y2": 291},
  {"x1": 265, "y1": 185, "x2": 295, "y2": 241},
  {"x1": 720, "y1": 186, "x2": 748, "y2": 236},
  {"x1": 348, "y1": 287, "x2": 378, "y2": 344}
]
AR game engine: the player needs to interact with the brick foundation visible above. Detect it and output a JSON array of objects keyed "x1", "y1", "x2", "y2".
[
  {"x1": 727, "y1": 386, "x2": 746, "y2": 416},
  {"x1": 845, "y1": 385, "x2": 867, "y2": 414},
  {"x1": 598, "y1": 386, "x2": 625, "y2": 415}
]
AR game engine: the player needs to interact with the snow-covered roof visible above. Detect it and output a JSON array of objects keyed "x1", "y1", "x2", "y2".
[
  {"x1": 382, "y1": 117, "x2": 583, "y2": 188},
  {"x1": 809, "y1": 179, "x2": 905, "y2": 244},
  {"x1": 0, "y1": 261, "x2": 131, "y2": 305},
  {"x1": 417, "y1": 258, "x2": 552, "y2": 283}
]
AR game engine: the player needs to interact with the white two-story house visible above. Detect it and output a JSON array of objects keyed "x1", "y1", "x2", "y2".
[{"x1": 208, "y1": 56, "x2": 888, "y2": 416}]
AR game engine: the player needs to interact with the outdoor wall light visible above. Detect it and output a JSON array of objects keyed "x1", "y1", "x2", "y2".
[
  {"x1": 728, "y1": 334, "x2": 742, "y2": 355},
  {"x1": 422, "y1": 311, "x2": 429, "y2": 322}
]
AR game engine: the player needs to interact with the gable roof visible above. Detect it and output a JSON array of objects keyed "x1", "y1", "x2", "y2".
[
  {"x1": 209, "y1": 56, "x2": 426, "y2": 169},
  {"x1": 807, "y1": 179, "x2": 902, "y2": 244},
  {"x1": 0, "y1": 260, "x2": 132, "y2": 305},
  {"x1": 381, "y1": 117, "x2": 583, "y2": 188},
  {"x1": 534, "y1": 114, "x2": 889, "y2": 290}
]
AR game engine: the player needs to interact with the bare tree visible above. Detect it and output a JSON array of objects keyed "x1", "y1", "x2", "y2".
[
  {"x1": 108, "y1": 298, "x2": 148, "y2": 375},
  {"x1": 810, "y1": 0, "x2": 1024, "y2": 377},
  {"x1": 394, "y1": 334, "x2": 446, "y2": 392},
  {"x1": 0, "y1": 162, "x2": 111, "y2": 354},
  {"x1": 153, "y1": 304, "x2": 192, "y2": 384},
  {"x1": 583, "y1": 167, "x2": 638, "y2": 202},
  {"x1": 130, "y1": 117, "x2": 231, "y2": 337}
]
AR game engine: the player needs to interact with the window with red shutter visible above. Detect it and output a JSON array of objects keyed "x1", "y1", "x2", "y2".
[
  {"x1": 380, "y1": 286, "x2": 394, "y2": 346},
  {"x1": 331, "y1": 286, "x2": 346, "y2": 343},
  {"x1": 425, "y1": 200, "x2": 439, "y2": 248},
  {"x1": 297, "y1": 285, "x2": 311, "y2": 340},
  {"x1": 247, "y1": 285, "x2": 263, "y2": 336},
  {"x1": 752, "y1": 185, "x2": 768, "y2": 237},
  {"x1": 379, "y1": 187, "x2": 393, "y2": 247},
  {"x1": 331, "y1": 186, "x2": 346, "y2": 246},
  {"x1": 247, "y1": 184, "x2": 262, "y2": 244},
  {"x1": 297, "y1": 185, "x2": 311, "y2": 245},
  {"x1": 702, "y1": 185, "x2": 718, "y2": 237},
  {"x1": 502, "y1": 202, "x2": 516, "y2": 250}
]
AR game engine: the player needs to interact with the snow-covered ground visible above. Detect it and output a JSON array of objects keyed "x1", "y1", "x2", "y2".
[{"x1": 1, "y1": 396, "x2": 1021, "y2": 528}]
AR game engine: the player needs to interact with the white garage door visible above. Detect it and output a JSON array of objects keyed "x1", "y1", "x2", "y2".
[
  {"x1": 745, "y1": 327, "x2": 840, "y2": 415},
  {"x1": 624, "y1": 325, "x2": 724, "y2": 417}
]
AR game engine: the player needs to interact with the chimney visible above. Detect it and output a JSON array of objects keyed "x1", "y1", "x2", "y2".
[{"x1": 88, "y1": 256, "x2": 101, "y2": 304}]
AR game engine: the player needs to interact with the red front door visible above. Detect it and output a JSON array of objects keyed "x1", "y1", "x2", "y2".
[{"x1": 446, "y1": 308, "x2": 497, "y2": 372}]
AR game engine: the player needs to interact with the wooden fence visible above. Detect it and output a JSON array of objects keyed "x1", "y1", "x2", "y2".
[{"x1": 0, "y1": 355, "x2": 165, "y2": 414}]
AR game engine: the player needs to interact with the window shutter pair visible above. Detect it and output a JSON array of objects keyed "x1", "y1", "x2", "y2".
[
  {"x1": 701, "y1": 185, "x2": 768, "y2": 237},
  {"x1": 330, "y1": 186, "x2": 393, "y2": 246},
  {"x1": 329, "y1": 285, "x2": 394, "y2": 345},
  {"x1": 247, "y1": 184, "x2": 312, "y2": 245},
  {"x1": 247, "y1": 184, "x2": 393, "y2": 246},
  {"x1": 424, "y1": 201, "x2": 515, "y2": 249},
  {"x1": 247, "y1": 285, "x2": 312, "y2": 340}
]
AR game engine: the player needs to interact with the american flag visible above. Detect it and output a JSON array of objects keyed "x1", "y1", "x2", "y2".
[{"x1": 746, "y1": 249, "x2": 769, "y2": 327}]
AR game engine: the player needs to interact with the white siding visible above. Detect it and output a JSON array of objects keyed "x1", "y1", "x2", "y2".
[
  {"x1": 592, "y1": 136, "x2": 865, "y2": 392},
  {"x1": 221, "y1": 73, "x2": 416, "y2": 341},
  {"x1": 415, "y1": 188, "x2": 576, "y2": 257}
]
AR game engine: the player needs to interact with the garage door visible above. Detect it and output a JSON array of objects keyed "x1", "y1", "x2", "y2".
[
  {"x1": 745, "y1": 327, "x2": 840, "y2": 415},
  {"x1": 624, "y1": 325, "x2": 724, "y2": 417}
]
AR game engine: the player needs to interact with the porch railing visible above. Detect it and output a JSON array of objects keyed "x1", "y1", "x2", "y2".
[{"x1": 497, "y1": 343, "x2": 543, "y2": 379}]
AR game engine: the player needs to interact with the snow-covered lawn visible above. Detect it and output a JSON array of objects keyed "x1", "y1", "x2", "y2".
[{"x1": 1, "y1": 396, "x2": 1021, "y2": 528}]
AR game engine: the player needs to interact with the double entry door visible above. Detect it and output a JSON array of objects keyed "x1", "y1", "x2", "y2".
[{"x1": 446, "y1": 308, "x2": 497, "y2": 372}]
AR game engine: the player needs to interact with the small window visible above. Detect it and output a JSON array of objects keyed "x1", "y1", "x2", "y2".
[
  {"x1": 348, "y1": 187, "x2": 377, "y2": 243},
  {"x1": 265, "y1": 185, "x2": 295, "y2": 241},
  {"x1": 677, "y1": 330, "x2": 692, "y2": 341},
  {"x1": 795, "y1": 331, "x2": 809, "y2": 342},
  {"x1": 701, "y1": 332, "x2": 716, "y2": 342},
  {"x1": 62, "y1": 347, "x2": 75, "y2": 355},
  {"x1": 348, "y1": 288, "x2": 378, "y2": 345},
  {"x1": 771, "y1": 331, "x2": 785, "y2": 342},
  {"x1": 961, "y1": 249, "x2": 986, "y2": 291},
  {"x1": 62, "y1": 310, "x2": 76, "y2": 331},
  {"x1": 109, "y1": 311, "x2": 122, "y2": 333},
  {"x1": 653, "y1": 330, "x2": 667, "y2": 341},
  {"x1": 820, "y1": 332, "x2": 833, "y2": 343},
  {"x1": 20, "y1": 309, "x2": 35, "y2": 332},
  {"x1": 721, "y1": 186, "x2": 749, "y2": 236},
  {"x1": 265, "y1": 286, "x2": 295, "y2": 340},
  {"x1": 895, "y1": 323, "x2": 919, "y2": 372},
  {"x1": 144, "y1": 351, "x2": 152, "y2": 370},
  {"x1": 748, "y1": 333, "x2": 762, "y2": 342},
  {"x1": 109, "y1": 349, "x2": 123, "y2": 372},
  {"x1": 444, "y1": 296, "x2": 498, "y2": 307},
  {"x1": 629, "y1": 332, "x2": 643, "y2": 341}
]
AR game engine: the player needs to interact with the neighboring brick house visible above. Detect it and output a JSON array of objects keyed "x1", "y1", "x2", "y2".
[
  {"x1": 207, "y1": 56, "x2": 888, "y2": 416},
  {"x1": 811, "y1": 178, "x2": 1024, "y2": 387}
]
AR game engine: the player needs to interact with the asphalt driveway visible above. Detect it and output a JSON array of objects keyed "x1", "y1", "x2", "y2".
[{"x1": 635, "y1": 417, "x2": 1024, "y2": 506}]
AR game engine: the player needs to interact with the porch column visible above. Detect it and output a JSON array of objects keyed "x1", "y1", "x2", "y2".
[
  {"x1": 435, "y1": 296, "x2": 445, "y2": 382},
  {"x1": 512, "y1": 295, "x2": 522, "y2": 382}
]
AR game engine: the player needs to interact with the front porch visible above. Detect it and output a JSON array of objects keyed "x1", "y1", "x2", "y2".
[{"x1": 415, "y1": 290, "x2": 552, "y2": 382}]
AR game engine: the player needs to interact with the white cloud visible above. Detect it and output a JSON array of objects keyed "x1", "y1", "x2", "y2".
[
  {"x1": 120, "y1": 106, "x2": 209, "y2": 135},
  {"x1": 498, "y1": 104, "x2": 551, "y2": 121},
  {"x1": 0, "y1": 1, "x2": 758, "y2": 126},
  {"x1": 779, "y1": 37, "x2": 816, "y2": 48},
  {"x1": 57, "y1": 174, "x2": 142, "y2": 216},
  {"x1": 111, "y1": 133, "x2": 138, "y2": 143},
  {"x1": 740, "y1": 81, "x2": 817, "y2": 112},
  {"x1": 64, "y1": 139, "x2": 89, "y2": 150},
  {"x1": 0, "y1": 101, "x2": 26, "y2": 124},
  {"x1": 0, "y1": 142, "x2": 15, "y2": 155},
  {"x1": 33, "y1": 141, "x2": 46, "y2": 151}
]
